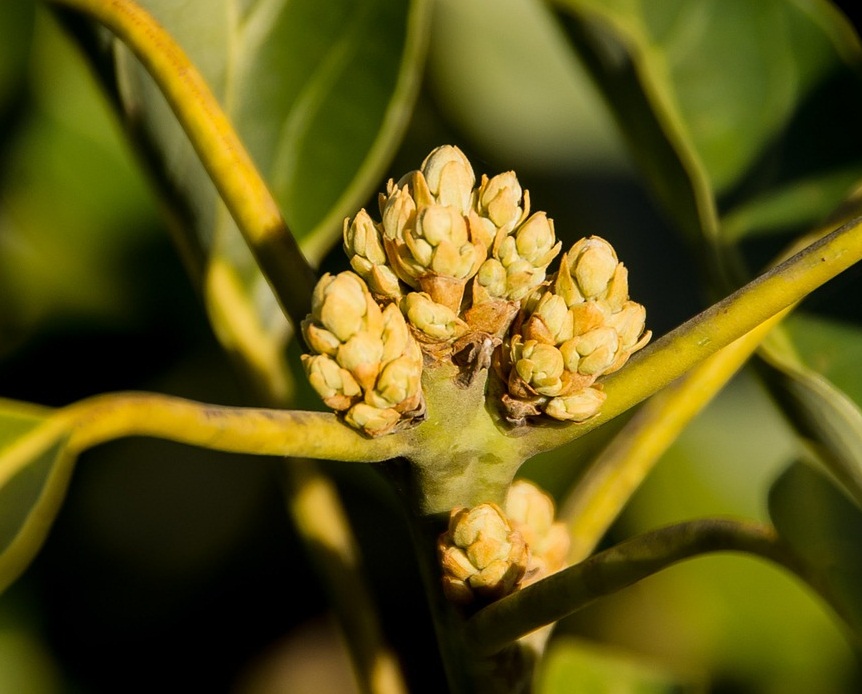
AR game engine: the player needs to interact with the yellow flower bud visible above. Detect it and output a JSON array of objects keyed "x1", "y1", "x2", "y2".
[
  {"x1": 344, "y1": 402, "x2": 402, "y2": 437},
  {"x1": 476, "y1": 171, "x2": 525, "y2": 235},
  {"x1": 544, "y1": 387, "x2": 606, "y2": 422},
  {"x1": 343, "y1": 210, "x2": 403, "y2": 299},
  {"x1": 505, "y1": 480, "x2": 570, "y2": 586},
  {"x1": 301, "y1": 354, "x2": 362, "y2": 411},
  {"x1": 401, "y1": 292, "x2": 469, "y2": 343},
  {"x1": 512, "y1": 338, "x2": 565, "y2": 397},
  {"x1": 420, "y1": 144, "x2": 475, "y2": 214},
  {"x1": 438, "y1": 503, "x2": 528, "y2": 605}
]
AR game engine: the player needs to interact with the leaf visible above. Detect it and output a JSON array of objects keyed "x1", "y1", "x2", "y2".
[
  {"x1": 759, "y1": 314, "x2": 862, "y2": 509},
  {"x1": 769, "y1": 460, "x2": 862, "y2": 642},
  {"x1": 552, "y1": 0, "x2": 862, "y2": 247},
  {"x1": 0, "y1": 399, "x2": 76, "y2": 593},
  {"x1": 70, "y1": 0, "x2": 431, "y2": 401},
  {"x1": 536, "y1": 636, "x2": 704, "y2": 694}
]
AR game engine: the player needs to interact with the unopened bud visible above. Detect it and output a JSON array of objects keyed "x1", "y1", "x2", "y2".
[
  {"x1": 544, "y1": 387, "x2": 606, "y2": 422},
  {"x1": 420, "y1": 145, "x2": 475, "y2": 214},
  {"x1": 401, "y1": 292, "x2": 469, "y2": 343},
  {"x1": 505, "y1": 480, "x2": 570, "y2": 586},
  {"x1": 438, "y1": 503, "x2": 528, "y2": 605}
]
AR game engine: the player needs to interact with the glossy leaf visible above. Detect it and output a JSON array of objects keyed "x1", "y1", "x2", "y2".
[
  {"x1": 70, "y1": 0, "x2": 430, "y2": 400},
  {"x1": 0, "y1": 399, "x2": 74, "y2": 593},
  {"x1": 769, "y1": 460, "x2": 862, "y2": 641},
  {"x1": 758, "y1": 314, "x2": 862, "y2": 508},
  {"x1": 552, "y1": 0, "x2": 862, "y2": 247}
]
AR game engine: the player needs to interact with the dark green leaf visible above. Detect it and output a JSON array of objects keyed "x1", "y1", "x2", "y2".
[
  {"x1": 759, "y1": 316, "x2": 862, "y2": 509},
  {"x1": 552, "y1": 0, "x2": 862, "y2": 248},
  {"x1": 769, "y1": 460, "x2": 862, "y2": 642}
]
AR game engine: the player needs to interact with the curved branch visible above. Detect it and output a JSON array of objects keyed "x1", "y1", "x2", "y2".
[
  {"x1": 61, "y1": 392, "x2": 405, "y2": 463},
  {"x1": 47, "y1": 0, "x2": 317, "y2": 329},
  {"x1": 529, "y1": 214, "x2": 862, "y2": 454},
  {"x1": 465, "y1": 518, "x2": 822, "y2": 657}
]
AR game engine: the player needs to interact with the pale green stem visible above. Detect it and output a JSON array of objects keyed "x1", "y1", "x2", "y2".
[
  {"x1": 465, "y1": 518, "x2": 822, "y2": 657},
  {"x1": 47, "y1": 0, "x2": 317, "y2": 330},
  {"x1": 562, "y1": 307, "x2": 792, "y2": 562},
  {"x1": 57, "y1": 391, "x2": 404, "y2": 463},
  {"x1": 527, "y1": 214, "x2": 862, "y2": 454}
]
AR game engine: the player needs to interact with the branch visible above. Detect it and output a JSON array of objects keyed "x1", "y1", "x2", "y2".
[
  {"x1": 529, "y1": 214, "x2": 862, "y2": 453},
  {"x1": 465, "y1": 518, "x2": 814, "y2": 656},
  {"x1": 47, "y1": 0, "x2": 317, "y2": 329},
  {"x1": 562, "y1": 307, "x2": 791, "y2": 561},
  {"x1": 60, "y1": 392, "x2": 405, "y2": 463}
]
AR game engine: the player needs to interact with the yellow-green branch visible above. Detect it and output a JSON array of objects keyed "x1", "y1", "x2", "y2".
[
  {"x1": 60, "y1": 391, "x2": 404, "y2": 463},
  {"x1": 465, "y1": 518, "x2": 818, "y2": 657},
  {"x1": 48, "y1": 0, "x2": 317, "y2": 329},
  {"x1": 562, "y1": 307, "x2": 792, "y2": 561},
  {"x1": 530, "y1": 214, "x2": 862, "y2": 453}
]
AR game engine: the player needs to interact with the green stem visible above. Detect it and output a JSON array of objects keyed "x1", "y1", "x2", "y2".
[
  {"x1": 562, "y1": 307, "x2": 792, "y2": 562},
  {"x1": 47, "y1": 0, "x2": 317, "y2": 330},
  {"x1": 57, "y1": 391, "x2": 405, "y2": 464},
  {"x1": 527, "y1": 214, "x2": 862, "y2": 454},
  {"x1": 465, "y1": 518, "x2": 815, "y2": 656}
]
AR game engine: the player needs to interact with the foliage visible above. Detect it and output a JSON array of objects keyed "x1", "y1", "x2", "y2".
[{"x1": 2, "y1": 0, "x2": 862, "y2": 691}]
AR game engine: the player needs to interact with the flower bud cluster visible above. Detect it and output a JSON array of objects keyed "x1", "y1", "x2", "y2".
[
  {"x1": 438, "y1": 479, "x2": 569, "y2": 606},
  {"x1": 301, "y1": 272, "x2": 425, "y2": 437},
  {"x1": 500, "y1": 236, "x2": 651, "y2": 424},
  {"x1": 343, "y1": 145, "x2": 561, "y2": 350},
  {"x1": 305, "y1": 146, "x2": 648, "y2": 433}
]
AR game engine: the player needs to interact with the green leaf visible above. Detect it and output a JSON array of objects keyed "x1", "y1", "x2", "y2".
[
  {"x1": 759, "y1": 314, "x2": 862, "y2": 509},
  {"x1": 70, "y1": 0, "x2": 430, "y2": 400},
  {"x1": 769, "y1": 460, "x2": 862, "y2": 641},
  {"x1": 0, "y1": 399, "x2": 76, "y2": 593},
  {"x1": 536, "y1": 636, "x2": 703, "y2": 694},
  {"x1": 553, "y1": 0, "x2": 862, "y2": 247}
]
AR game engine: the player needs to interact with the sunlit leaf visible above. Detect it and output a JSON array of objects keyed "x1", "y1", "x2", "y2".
[
  {"x1": 536, "y1": 636, "x2": 703, "y2": 694},
  {"x1": 552, "y1": 0, "x2": 862, "y2": 247},
  {"x1": 769, "y1": 460, "x2": 862, "y2": 642},
  {"x1": 65, "y1": 0, "x2": 430, "y2": 401},
  {"x1": 0, "y1": 399, "x2": 75, "y2": 593}
]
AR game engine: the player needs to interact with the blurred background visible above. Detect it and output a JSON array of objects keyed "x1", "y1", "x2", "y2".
[{"x1": 1, "y1": 0, "x2": 862, "y2": 692}]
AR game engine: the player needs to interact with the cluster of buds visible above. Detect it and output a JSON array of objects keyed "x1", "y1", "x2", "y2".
[
  {"x1": 344, "y1": 145, "x2": 560, "y2": 358},
  {"x1": 303, "y1": 145, "x2": 649, "y2": 434},
  {"x1": 499, "y1": 236, "x2": 651, "y2": 425},
  {"x1": 438, "y1": 479, "x2": 569, "y2": 606},
  {"x1": 300, "y1": 272, "x2": 425, "y2": 437}
]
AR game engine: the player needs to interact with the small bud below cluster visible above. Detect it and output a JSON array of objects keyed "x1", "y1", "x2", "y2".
[
  {"x1": 438, "y1": 503, "x2": 528, "y2": 606},
  {"x1": 505, "y1": 480, "x2": 570, "y2": 586},
  {"x1": 438, "y1": 480, "x2": 569, "y2": 606}
]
